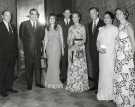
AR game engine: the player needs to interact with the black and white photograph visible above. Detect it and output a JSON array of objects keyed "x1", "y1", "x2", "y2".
[{"x1": 0, "y1": 0, "x2": 135, "y2": 107}]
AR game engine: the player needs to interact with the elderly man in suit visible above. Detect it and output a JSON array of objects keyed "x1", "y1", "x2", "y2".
[
  {"x1": 59, "y1": 9, "x2": 73, "y2": 84},
  {"x1": 0, "y1": 10, "x2": 18, "y2": 97},
  {"x1": 87, "y1": 7, "x2": 105, "y2": 92},
  {"x1": 19, "y1": 8, "x2": 45, "y2": 90}
]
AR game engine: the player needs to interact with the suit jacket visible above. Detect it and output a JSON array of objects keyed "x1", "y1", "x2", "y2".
[
  {"x1": 0, "y1": 21, "x2": 18, "y2": 60},
  {"x1": 87, "y1": 19, "x2": 105, "y2": 53},
  {"x1": 59, "y1": 18, "x2": 73, "y2": 50},
  {"x1": 19, "y1": 20, "x2": 45, "y2": 57}
]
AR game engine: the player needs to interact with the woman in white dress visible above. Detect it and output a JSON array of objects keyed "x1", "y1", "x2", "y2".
[
  {"x1": 43, "y1": 13, "x2": 64, "y2": 89},
  {"x1": 96, "y1": 11, "x2": 118, "y2": 100}
]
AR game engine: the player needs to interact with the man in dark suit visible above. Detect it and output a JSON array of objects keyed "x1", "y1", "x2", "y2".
[
  {"x1": 59, "y1": 9, "x2": 73, "y2": 84},
  {"x1": 87, "y1": 7, "x2": 105, "y2": 92},
  {"x1": 0, "y1": 10, "x2": 18, "y2": 97},
  {"x1": 19, "y1": 8, "x2": 45, "y2": 90}
]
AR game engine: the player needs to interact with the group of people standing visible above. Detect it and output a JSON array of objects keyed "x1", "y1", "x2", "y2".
[
  {"x1": 0, "y1": 6, "x2": 134, "y2": 107},
  {"x1": 43, "y1": 10, "x2": 89, "y2": 92},
  {"x1": 93, "y1": 8, "x2": 135, "y2": 107}
]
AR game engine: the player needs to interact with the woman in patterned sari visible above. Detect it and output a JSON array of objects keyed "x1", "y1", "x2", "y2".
[
  {"x1": 113, "y1": 8, "x2": 135, "y2": 107},
  {"x1": 65, "y1": 12, "x2": 89, "y2": 93}
]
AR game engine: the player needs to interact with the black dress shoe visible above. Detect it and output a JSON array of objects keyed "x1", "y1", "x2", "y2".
[
  {"x1": 89, "y1": 87, "x2": 97, "y2": 91},
  {"x1": 0, "y1": 92, "x2": 8, "y2": 97},
  {"x1": 7, "y1": 89, "x2": 18, "y2": 93},
  {"x1": 27, "y1": 87, "x2": 32, "y2": 90},
  {"x1": 95, "y1": 90, "x2": 97, "y2": 94},
  {"x1": 36, "y1": 84, "x2": 45, "y2": 88}
]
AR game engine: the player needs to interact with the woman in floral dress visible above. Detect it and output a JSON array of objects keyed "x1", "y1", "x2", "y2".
[
  {"x1": 113, "y1": 8, "x2": 135, "y2": 107},
  {"x1": 65, "y1": 12, "x2": 89, "y2": 93}
]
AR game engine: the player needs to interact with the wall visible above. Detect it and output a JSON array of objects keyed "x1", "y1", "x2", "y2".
[
  {"x1": 46, "y1": 0, "x2": 63, "y2": 15},
  {"x1": 72, "y1": 0, "x2": 118, "y2": 24},
  {"x1": 46, "y1": 0, "x2": 72, "y2": 22},
  {"x1": 73, "y1": 0, "x2": 135, "y2": 29},
  {"x1": 0, "y1": 0, "x2": 134, "y2": 27}
]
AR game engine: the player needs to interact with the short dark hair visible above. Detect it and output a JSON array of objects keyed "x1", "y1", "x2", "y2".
[
  {"x1": 115, "y1": 8, "x2": 129, "y2": 19},
  {"x1": 89, "y1": 7, "x2": 99, "y2": 12},
  {"x1": 29, "y1": 8, "x2": 39, "y2": 17},
  {"x1": 63, "y1": 9, "x2": 71, "y2": 13},
  {"x1": 72, "y1": 11, "x2": 81, "y2": 19},
  {"x1": 1, "y1": 10, "x2": 11, "y2": 15},
  {"x1": 104, "y1": 11, "x2": 115, "y2": 22}
]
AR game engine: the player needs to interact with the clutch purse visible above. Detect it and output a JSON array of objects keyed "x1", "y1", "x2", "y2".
[
  {"x1": 71, "y1": 38, "x2": 84, "y2": 63},
  {"x1": 75, "y1": 49, "x2": 84, "y2": 59}
]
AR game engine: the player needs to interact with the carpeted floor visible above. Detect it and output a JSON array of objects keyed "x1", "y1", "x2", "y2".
[{"x1": 0, "y1": 70, "x2": 117, "y2": 107}]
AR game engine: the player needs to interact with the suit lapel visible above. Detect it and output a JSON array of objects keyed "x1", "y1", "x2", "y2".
[
  {"x1": 93, "y1": 19, "x2": 101, "y2": 35},
  {"x1": 27, "y1": 20, "x2": 35, "y2": 33},
  {"x1": 2, "y1": 21, "x2": 9, "y2": 33},
  {"x1": 96, "y1": 19, "x2": 101, "y2": 28},
  {"x1": 28, "y1": 20, "x2": 33, "y2": 29}
]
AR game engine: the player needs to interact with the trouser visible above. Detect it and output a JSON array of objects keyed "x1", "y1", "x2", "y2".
[
  {"x1": 90, "y1": 50, "x2": 99, "y2": 89},
  {"x1": 24, "y1": 54, "x2": 41, "y2": 89},
  {"x1": 0, "y1": 57, "x2": 16, "y2": 93},
  {"x1": 60, "y1": 47, "x2": 68, "y2": 83}
]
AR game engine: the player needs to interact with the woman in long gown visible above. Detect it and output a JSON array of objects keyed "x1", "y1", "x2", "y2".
[
  {"x1": 43, "y1": 13, "x2": 64, "y2": 88},
  {"x1": 96, "y1": 11, "x2": 118, "y2": 101},
  {"x1": 113, "y1": 8, "x2": 135, "y2": 107},
  {"x1": 65, "y1": 12, "x2": 89, "y2": 93}
]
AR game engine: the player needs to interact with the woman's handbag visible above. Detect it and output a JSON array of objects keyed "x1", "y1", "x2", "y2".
[
  {"x1": 71, "y1": 38, "x2": 84, "y2": 63},
  {"x1": 75, "y1": 49, "x2": 84, "y2": 58}
]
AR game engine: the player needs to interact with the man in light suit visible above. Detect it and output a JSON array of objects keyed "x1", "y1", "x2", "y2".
[
  {"x1": 87, "y1": 7, "x2": 105, "y2": 92},
  {"x1": 59, "y1": 9, "x2": 73, "y2": 84},
  {"x1": 19, "y1": 8, "x2": 45, "y2": 90},
  {"x1": 0, "y1": 10, "x2": 18, "y2": 97}
]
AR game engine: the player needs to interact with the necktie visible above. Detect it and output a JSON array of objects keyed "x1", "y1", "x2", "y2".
[
  {"x1": 33, "y1": 22, "x2": 36, "y2": 30},
  {"x1": 8, "y1": 23, "x2": 13, "y2": 35},
  {"x1": 67, "y1": 20, "x2": 69, "y2": 25},
  {"x1": 65, "y1": 19, "x2": 68, "y2": 25},
  {"x1": 92, "y1": 21, "x2": 96, "y2": 33}
]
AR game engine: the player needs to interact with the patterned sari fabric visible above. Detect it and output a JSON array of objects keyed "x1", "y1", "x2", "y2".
[
  {"x1": 113, "y1": 23, "x2": 135, "y2": 107},
  {"x1": 66, "y1": 24, "x2": 89, "y2": 93}
]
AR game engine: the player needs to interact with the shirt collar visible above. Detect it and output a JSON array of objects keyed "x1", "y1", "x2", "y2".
[
  {"x1": 3, "y1": 20, "x2": 9, "y2": 31},
  {"x1": 30, "y1": 20, "x2": 37, "y2": 26},
  {"x1": 93, "y1": 18, "x2": 99, "y2": 25},
  {"x1": 64, "y1": 18, "x2": 70, "y2": 24},
  {"x1": 3, "y1": 20, "x2": 8, "y2": 26}
]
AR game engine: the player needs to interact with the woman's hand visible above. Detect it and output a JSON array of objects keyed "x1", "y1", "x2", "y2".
[
  {"x1": 98, "y1": 48, "x2": 106, "y2": 54},
  {"x1": 62, "y1": 48, "x2": 64, "y2": 56},
  {"x1": 43, "y1": 50, "x2": 47, "y2": 58}
]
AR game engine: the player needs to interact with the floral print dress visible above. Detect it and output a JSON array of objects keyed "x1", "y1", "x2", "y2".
[
  {"x1": 65, "y1": 24, "x2": 89, "y2": 93},
  {"x1": 113, "y1": 23, "x2": 135, "y2": 107}
]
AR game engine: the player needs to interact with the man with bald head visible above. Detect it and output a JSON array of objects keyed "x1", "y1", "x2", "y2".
[{"x1": 0, "y1": 10, "x2": 18, "y2": 97}]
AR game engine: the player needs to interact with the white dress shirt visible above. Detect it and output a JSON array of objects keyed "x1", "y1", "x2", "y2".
[
  {"x1": 92, "y1": 18, "x2": 99, "y2": 31},
  {"x1": 3, "y1": 20, "x2": 9, "y2": 32},
  {"x1": 64, "y1": 18, "x2": 70, "y2": 25}
]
